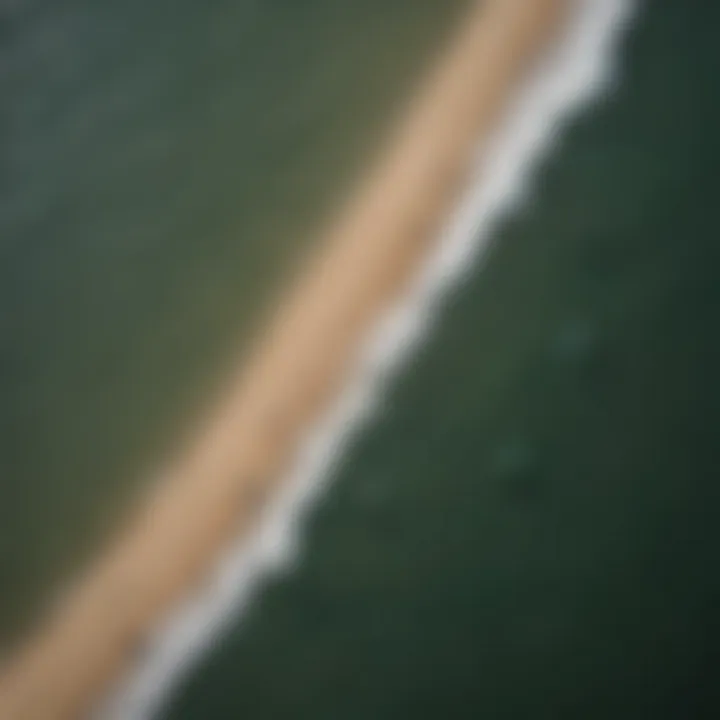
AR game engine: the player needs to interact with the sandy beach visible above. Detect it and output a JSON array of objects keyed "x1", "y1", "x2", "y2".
[{"x1": 0, "y1": 1, "x2": 569, "y2": 717}]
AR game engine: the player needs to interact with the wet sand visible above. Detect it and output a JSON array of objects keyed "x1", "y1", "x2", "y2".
[{"x1": 0, "y1": 1, "x2": 569, "y2": 717}]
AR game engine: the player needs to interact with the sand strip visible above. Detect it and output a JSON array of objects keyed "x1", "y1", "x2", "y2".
[{"x1": 0, "y1": 1, "x2": 569, "y2": 717}]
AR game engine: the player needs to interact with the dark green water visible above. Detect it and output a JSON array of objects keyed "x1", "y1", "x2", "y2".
[
  {"x1": 0, "y1": 0, "x2": 469, "y2": 641},
  {"x1": 161, "y1": 2, "x2": 720, "y2": 718}
]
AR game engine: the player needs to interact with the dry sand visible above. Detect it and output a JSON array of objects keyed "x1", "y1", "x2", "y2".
[{"x1": 0, "y1": 1, "x2": 569, "y2": 717}]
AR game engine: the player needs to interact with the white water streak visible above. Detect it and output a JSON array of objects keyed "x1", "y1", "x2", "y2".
[{"x1": 97, "y1": 2, "x2": 639, "y2": 717}]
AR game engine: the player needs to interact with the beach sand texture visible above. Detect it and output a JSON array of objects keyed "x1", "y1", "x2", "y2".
[{"x1": 0, "y1": 1, "x2": 568, "y2": 717}]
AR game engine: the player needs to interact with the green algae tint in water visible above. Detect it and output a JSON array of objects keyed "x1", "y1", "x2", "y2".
[
  {"x1": 0, "y1": 0, "x2": 470, "y2": 643},
  {"x1": 163, "y1": 3, "x2": 720, "y2": 719}
]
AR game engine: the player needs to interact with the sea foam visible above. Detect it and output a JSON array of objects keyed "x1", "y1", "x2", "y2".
[{"x1": 97, "y1": 2, "x2": 639, "y2": 717}]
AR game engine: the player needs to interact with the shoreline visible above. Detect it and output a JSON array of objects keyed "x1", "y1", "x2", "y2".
[{"x1": 0, "y1": 2, "x2": 569, "y2": 717}]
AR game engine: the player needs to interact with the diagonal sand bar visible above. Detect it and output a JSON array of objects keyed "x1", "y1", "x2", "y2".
[{"x1": 0, "y1": 1, "x2": 569, "y2": 717}]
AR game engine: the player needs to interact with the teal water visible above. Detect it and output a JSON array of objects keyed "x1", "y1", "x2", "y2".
[
  {"x1": 159, "y1": 2, "x2": 720, "y2": 719},
  {"x1": 0, "y1": 0, "x2": 469, "y2": 642}
]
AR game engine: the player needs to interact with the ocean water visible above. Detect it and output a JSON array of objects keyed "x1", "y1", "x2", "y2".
[{"x1": 3, "y1": 1, "x2": 720, "y2": 719}]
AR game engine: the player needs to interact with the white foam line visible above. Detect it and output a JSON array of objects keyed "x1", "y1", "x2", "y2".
[{"x1": 96, "y1": 2, "x2": 639, "y2": 717}]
